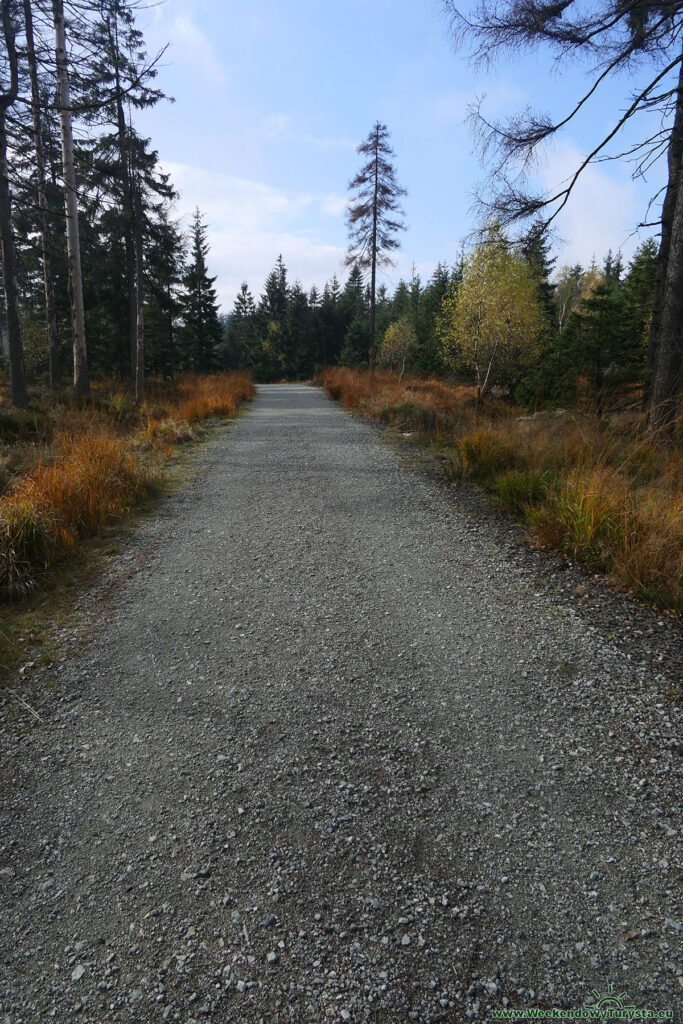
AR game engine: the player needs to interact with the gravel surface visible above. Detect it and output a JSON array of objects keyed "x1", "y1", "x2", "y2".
[{"x1": 0, "y1": 383, "x2": 681, "y2": 1024}]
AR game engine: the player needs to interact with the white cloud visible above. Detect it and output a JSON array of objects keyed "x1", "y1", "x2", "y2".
[
  {"x1": 539, "y1": 141, "x2": 640, "y2": 266},
  {"x1": 260, "y1": 116, "x2": 356, "y2": 152},
  {"x1": 262, "y1": 114, "x2": 291, "y2": 139},
  {"x1": 302, "y1": 133, "x2": 357, "y2": 152},
  {"x1": 169, "y1": 15, "x2": 227, "y2": 87},
  {"x1": 164, "y1": 163, "x2": 347, "y2": 309},
  {"x1": 427, "y1": 92, "x2": 471, "y2": 124}
]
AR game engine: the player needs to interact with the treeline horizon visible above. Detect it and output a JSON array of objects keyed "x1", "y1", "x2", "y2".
[
  {"x1": 219, "y1": 227, "x2": 658, "y2": 411},
  {"x1": 0, "y1": 1, "x2": 674, "y2": 425}
]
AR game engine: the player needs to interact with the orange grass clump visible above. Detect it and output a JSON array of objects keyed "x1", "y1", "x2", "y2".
[
  {"x1": 322, "y1": 367, "x2": 683, "y2": 615},
  {"x1": 0, "y1": 372, "x2": 255, "y2": 599},
  {"x1": 167, "y1": 372, "x2": 255, "y2": 424}
]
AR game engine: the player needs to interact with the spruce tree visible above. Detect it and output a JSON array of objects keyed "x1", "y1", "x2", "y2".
[
  {"x1": 286, "y1": 281, "x2": 311, "y2": 377},
  {"x1": 518, "y1": 221, "x2": 556, "y2": 326},
  {"x1": 79, "y1": 0, "x2": 165, "y2": 379},
  {"x1": 223, "y1": 282, "x2": 257, "y2": 369},
  {"x1": 180, "y1": 208, "x2": 222, "y2": 371},
  {"x1": 260, "y1": 255, "x2": 289, "y2": 323},
  {"x1": 346, "y1": 121, "x2": 406, "y2": 373},
  {"x1": 145, "y1": 206, "x2": 185, "y2": 379},
  {"x1": 416, "y1": 263, "x2": 451, "y2": 376},
  {"x1": 319, "y1": 276, "x2": 343, "y2": 365},
  {"x1": 624, "y1": 239, "x2": 658, "y2": 394},
  {"x1": 573, "y1": 281, "x2": 626, "y2": 412}
]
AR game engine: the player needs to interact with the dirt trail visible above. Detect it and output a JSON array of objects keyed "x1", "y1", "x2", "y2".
[{"x1": 0, "y1": 384, "x2": 681, "y2": 1023}]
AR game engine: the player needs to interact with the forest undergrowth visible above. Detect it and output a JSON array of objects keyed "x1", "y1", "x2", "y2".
[{"x1": 322, "y1": 367, "x2": 683, "y2": 616}]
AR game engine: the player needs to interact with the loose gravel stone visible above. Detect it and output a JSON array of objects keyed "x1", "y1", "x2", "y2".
[{"x1": 0, "y1": 384, "x2": 680, "y2": 1023}]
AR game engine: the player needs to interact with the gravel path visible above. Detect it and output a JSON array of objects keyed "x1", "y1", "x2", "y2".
[{"x1": 1, "y1": 383, "x2": 681, "y2": 1024}]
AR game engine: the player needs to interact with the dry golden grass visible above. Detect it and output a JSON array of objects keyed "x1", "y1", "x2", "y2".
[
  {"x1": 322, "y1": 367, "x2": 683, "y2": 615},
  {"x1": 0, "y1": 372, "x2": 255, "y2": 599}
]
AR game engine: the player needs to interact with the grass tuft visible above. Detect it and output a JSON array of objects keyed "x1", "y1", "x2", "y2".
[
  {"x1": 0, "y1": 372, "x2": 255, "y2": 602},
  {"x1": 492, "y1": 470, "x2": 549, "y2": 514},
  {"x1": 321, "y1": 367, "x2": 682, "y2": 615}
]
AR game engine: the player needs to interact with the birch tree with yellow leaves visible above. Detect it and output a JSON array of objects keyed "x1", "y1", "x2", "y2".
[{"x1": 439, "y1": 226, "x2": 545, "y2": 399}]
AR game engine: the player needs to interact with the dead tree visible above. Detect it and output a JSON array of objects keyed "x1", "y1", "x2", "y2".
[{"x1": 346, "y1": 121, "x2": 406, "y2": 374}]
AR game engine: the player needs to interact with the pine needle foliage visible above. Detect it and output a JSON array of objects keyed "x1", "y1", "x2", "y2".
[{"x1": 346, "y1": 122, "x2": 407, "y2": 373}]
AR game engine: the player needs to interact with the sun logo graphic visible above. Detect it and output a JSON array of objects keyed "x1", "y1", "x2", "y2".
[{"x1": 590, "y1": 984, "x2": 636, "y2": 1018}]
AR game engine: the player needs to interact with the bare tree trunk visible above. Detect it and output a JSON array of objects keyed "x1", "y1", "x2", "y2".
[
  {"x1": 0, "y1": 0, "x2": 27, "y2": 409},
  {"x1": 107, "y1": 9, "x2": 137, "y2": 378},
  {"x1": 166, "y1": 280, "x2": 175, "y2": 381},
  {"x1": 134, "y1": 185, "x2": 144, "y2": 403},
  {"x1": 0, "y1": 113, "x2": 27, "y2": 408},
  {"x1": 648, "y1": 43, "x2": 683, "y2": 436},
  {"x1": 649, "y1": 159, "x2": 683, "y2": 435},
  {"x1": 369, "y1": 133, "x2": 378, "y2": 376},
  {"x1": 646, "y1": 47, "x2": 683, "y2": 404},
  {"x1": 25, "y1": 0, "x2": 60, "y2": 394},
  {"x1": 52, "y1": 0, "x2": 89, "y2": 399}
]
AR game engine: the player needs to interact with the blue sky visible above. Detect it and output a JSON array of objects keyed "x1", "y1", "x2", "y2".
[{"x1": 136, "y1": 0, "x2": 666, "y2": 312}]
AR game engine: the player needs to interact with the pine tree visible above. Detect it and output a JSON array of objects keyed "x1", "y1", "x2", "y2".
[
  {"x1": 319, "y1": 276, "x2": 343, "y2": 366},
  {"x1": 392, "y1": 280, "x2": 410, "y2": 320},
  {"x1": 179, "y1": 208, "x2": 221, "y2": 371},
  {"x1": 374, "y1": 283, "x2": 393, "y2": 348},
  {"x1": 78, "y1": 0, "x2": 165, "y2": 379},
  {"x1": 415, "y1": 263, "x2": 451, "y2": 376},
  {"x1": 624, "y1": 239, "x2": 658, "y2": 395},
  {"x1": 518, "y1": 220, "x2": 556, "y2": 327},
  {"x1": 572, "y1": 281, "x2": 626, "y2": 413},
  {"x1": 286, "y1": 281, "x2": 312, "y2": 377},
  {"x1": 260, "y1": 255, "x2": 289, "y2": 323},
  {"x1": 603, "y1": 249, "x2": 624, "y2": 286},
  {"x1": 338, "y1": 266, "x2": 369, "y2": 367},
  {"x1": 223, "y1": 282, "x2": 257, "y2": 370},
  {"x1": 143, "y1": 205, "x2": 184, "y2": 378},
  {"x1": 346, "y1": 121, "x2": 406, "y2": 373},
  {"x1": 308, "y1": 285, "x2": 323, "y2": 368}
]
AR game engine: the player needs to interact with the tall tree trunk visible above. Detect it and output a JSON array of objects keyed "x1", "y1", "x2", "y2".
[
  {"x1": 648, "y1": 45, "x2": 683, "y2": 436},
  {"x1": 108, "y1": 9, "x2": 137, "y2": 378},
  {"x1": 25, "y1": 0, "x2": 60, "y2": 394},
  {"x1": 166, "y1": 280, "x2": 175, "y2": 381},
  {"x1": 0, "y1": 0, "x2": 27, "y2": 409},
  {"x1": 646, "y1": 46, "x2": 683, "y2": 404},
  {"x1": 52, "y1": 0, "x2": 89, "y2": 399},
  {"x1": 0, "y1": 113, "x2": 27, "y2": 409},
  {"x1": 134, "y1": 185, "x2": 144, "y2": 403},
  {"x1": 369, "y1": 132, "x2": 378, "y2": 376},
  {"x1": 649, "y1": 157, "x2": 683, "y2": 435}
]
